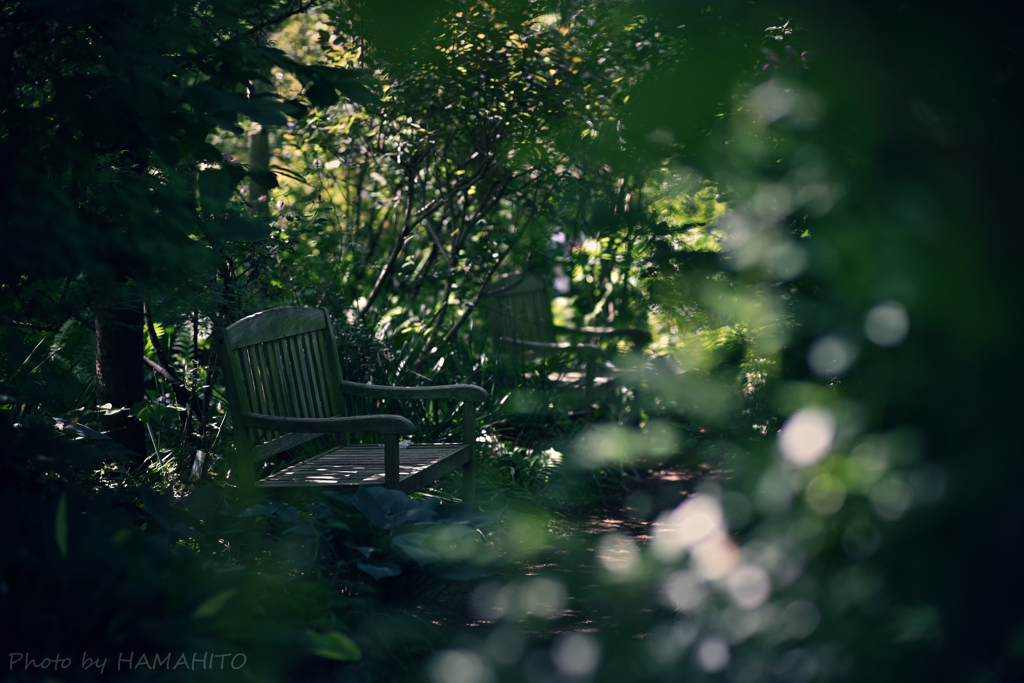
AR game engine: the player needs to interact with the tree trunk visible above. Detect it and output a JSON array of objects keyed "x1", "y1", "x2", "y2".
[
  {"x1": 249, "y1": 125, "x2": 271, "y2": 217},
  {"x1": 95, "y1": 303, "x2": 146, "y2": 462}
]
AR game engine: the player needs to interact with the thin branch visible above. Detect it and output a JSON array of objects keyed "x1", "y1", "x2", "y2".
[
  {"x1": 358, "y1": 189, "x2": 416, "y2": 319},
  {"x1": 436, "y1": 243, "x2": 513, "y2": 349},
  {"x1": 231, "y1": 0, "x2": 320, "y2": 45},
  {"x1": 143, "y1": 356, "x2": 179, "y2": 386},
  {"x1": 143, "y1": 303, "x2": 177, "y2": 382},
  {"x1": 422, "y1": 218, "x2": 454, "y2": 267},
  {"x1": 162, "y1": 0, "x2": 321, "y2": 79},
  {"x1": 141, "y1": 355, "x2": 203, "y2": 423},
  {"x1": 8, "y1": 333, "x2": 52, "y2": 384},
  {"x1": 3, "y1": 320, "x2": 61, "y2": 333},
  {"x1": 410, "y1": 278, "x2": 452, "y2": 371}
]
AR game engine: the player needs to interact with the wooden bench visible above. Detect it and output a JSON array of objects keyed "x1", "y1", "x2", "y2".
[
  {"x1": 214, "y1": 307, "x2": 486, "y2": 501},
  {"x1": 481, "y1": 273, "x2": 650, "y2": 398}
]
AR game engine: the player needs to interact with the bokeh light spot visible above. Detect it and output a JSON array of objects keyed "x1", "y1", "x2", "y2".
[
  {"x1": 517, "y1": 577, "x2": 568, "y2": 619},
  {"x1": 429, "y1": 650, "x2": 495, "y2": 683},
  {"x1": 752, "y1": 183, "x2": 793, "y2": 221},
  {"x1": 726, "y1": 564, "x2": 772, "y2": 610},
  {"x1": 693, "y1": 535, "x2": 741, "y2": 579},
  {"x1": 551, "y1": 633, "x2": 601, "y2": 677},
  {"x1": 748, "y1": 81, "x2": 795, "y2": 124},
  {"x1": 662, "y1": 570, "x2": 709, "y2": 612},
  {"x1": 468, "y1": 581, "x2": 510, "y2": 622},
  {"x1": 864, "y1": 300, "x2": 909, "y2": 347},
  {"x1": 778, "y1": 408, "x2": 836, "y2": 466},
  {"x1": 807, "y1": 335, "x2": 856, "y2": 377},
  {"x1": 805, "y1": 473, "x2": 847, "y2": 515},
  {"x1": 848, "y1": 438, "x2": 890, "y2": 492},
  {"x1": 766, "y1": 241, "x2": 808, "y2": 281},
  {"x1": 870, "y1": 475, "x2": 914, "y2": 521},
  {"x1": 648, "y1": 620, "x2": 699, "y2": 664},
  {"x1": 780, "y1": 600, "x2": 821, "y2": 640},
  {"x1": 597, "y1": 532, "x2": 641, "y2": 577},
  {"x1": 696, "y1": 635, "x2": 730, "y2": 672},
  {"x1": 651, "y1": 493, "x2": 726, "y2": 562}
]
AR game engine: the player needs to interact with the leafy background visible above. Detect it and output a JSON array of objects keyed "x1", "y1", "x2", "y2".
[{"x1": 2, "y1": 0, "x2": 1023, "y2": 682}]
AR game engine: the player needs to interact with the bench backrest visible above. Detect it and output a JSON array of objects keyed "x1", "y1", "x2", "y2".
[
  {"x1": 481, "y1": 273, "x2": 557, "y2": 351},
  {"x1": 215, "y1": 307, "x2": 348, "y2": 464}
]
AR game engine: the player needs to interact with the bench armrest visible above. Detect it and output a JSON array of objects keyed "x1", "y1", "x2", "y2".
[
  {"x1": 241, "y1": 412, "x2": 415, "y2": 435},
  {"x1": 553, "y1": 325, "x2": 652, "y2": 346},
  {"x1": 498, "y1": 337, "x2": 602, "y2": 356},
  {"x1": 339, "y1": 379, "x2": 488, "y2": 403}
]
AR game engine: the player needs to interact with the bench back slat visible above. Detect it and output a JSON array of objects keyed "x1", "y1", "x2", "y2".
[
  {"x1": 216, "y1": 307, "x2": 348, "y2": 463},
  {"x1": 483, "y1": 273, "x2": 557, "y2": 345}
]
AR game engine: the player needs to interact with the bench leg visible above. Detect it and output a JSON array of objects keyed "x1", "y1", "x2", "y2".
[
  {"x1": 229, "y1": 447, "x2": 257, "y2": 492},
  {"x1": 384, "y1": 434, "x2": 400, "y2": 489},
  {"x1": 462, "y1": 402, "x2": 476, "y2": 507},
  {"x1": 462, "y1": 460, "x2": 475, "y2": 507}
]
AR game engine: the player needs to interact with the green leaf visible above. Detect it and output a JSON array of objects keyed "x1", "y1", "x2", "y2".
[
  {"x1": 198, "y1": 169, "x2": 237, "y2": 213},
  {"x1": 135, "y1": 404, "x2": 155, "y2": 423},
  {"x1": 192, "y1": 589, "x2": 238, "y2": 619},
  {"x1": 195, "y1": 142, "x2": 225, "y2": 163},
  {"x1": 55, "y1": 493, "x2": 68, "y2": 560},
  {"x1": 321, "y1": 519, "x2": 351, "y2": 531},
  {"x1": 356, "y1": 561, "x2": 402, "y2": 580},
  {"x1": 237, "y1": 98, "x2": 291, "y2": 127},
  {"x1": 248, "y1": 170, "x2": 279, "y2": 189},
  {"x1": 392, "y1": 533, "x2": 441, "y2": 566},
  {"x1": 339, "y1": 486, "x2": 439, "y2": 529},
  {"x1": 335, "y1": 80, "x2": 379, "y2": 107},
  {"x1": 304, "y1": 81, "x2": 339, "y2": 109},
  {"x1": 306, "y1": 631, "x2": 362, "y2": 661}
]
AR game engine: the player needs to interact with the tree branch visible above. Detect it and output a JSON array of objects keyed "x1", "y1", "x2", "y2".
[{"x1": 231, "y1": 0, "x2": 321, "y2": 45}]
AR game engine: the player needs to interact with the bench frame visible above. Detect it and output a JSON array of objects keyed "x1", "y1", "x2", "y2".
[
  {"x1": 481, "y1": 273, "x2": 650, "y2": 397},
  {"x1": 214, "y1": 307, "x2": 485, "y2": 501}
]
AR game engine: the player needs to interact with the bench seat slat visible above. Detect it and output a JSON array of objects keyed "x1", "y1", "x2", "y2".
[{"x1": 259, "y1": 444, "x2": 470, "y2": 492}]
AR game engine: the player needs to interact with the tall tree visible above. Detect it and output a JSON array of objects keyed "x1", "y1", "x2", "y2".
[{"x1": 0, "y1": 0, "x2": 371, "y2": 460}]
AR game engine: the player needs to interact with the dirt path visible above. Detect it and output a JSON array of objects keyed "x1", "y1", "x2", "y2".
[{"x1": 411, "y1": 462, "x2": 712, "y2": 636}]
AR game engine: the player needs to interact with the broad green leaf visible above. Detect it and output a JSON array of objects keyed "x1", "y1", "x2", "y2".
[
  {"x1": 345, "y1": 542, "x2": 375, "y2": 557},
  {"x1": 237, "y1": 96, "x2": 293, "y2": 127},
  {"x1": 248, "y1": 170, "x2": 279, "y2": 189},
  {"x1": 191, "y1": 589, "x2": 237, "y2": 619},
  {"x1": 135, "y1": 404, "x2": 155, "y2": 423},
  {"x1": 321, "y1": 519, "x2": 351, "y2": 530},
  {"x1": 336, "y1": 81, "x2": 379, "y2": 106},
  {"x1": 392, "y1": 533, "x2": 441, "y2": 566},
  {"x1": 304, "y1": 81, "x2": 339, "y2": 109},
  {"x1": 341, "y1": 486, "x2": 440, "y2": 529},
  {"x1": 356, "y1": 561, "x2": 402, "y2": 580},
  {"x1": 306, "y1": 631, "x2": 361, "y2": 661},
  {"x1": 198, "y1": 169, "x2": 237, "y2": 214}
]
